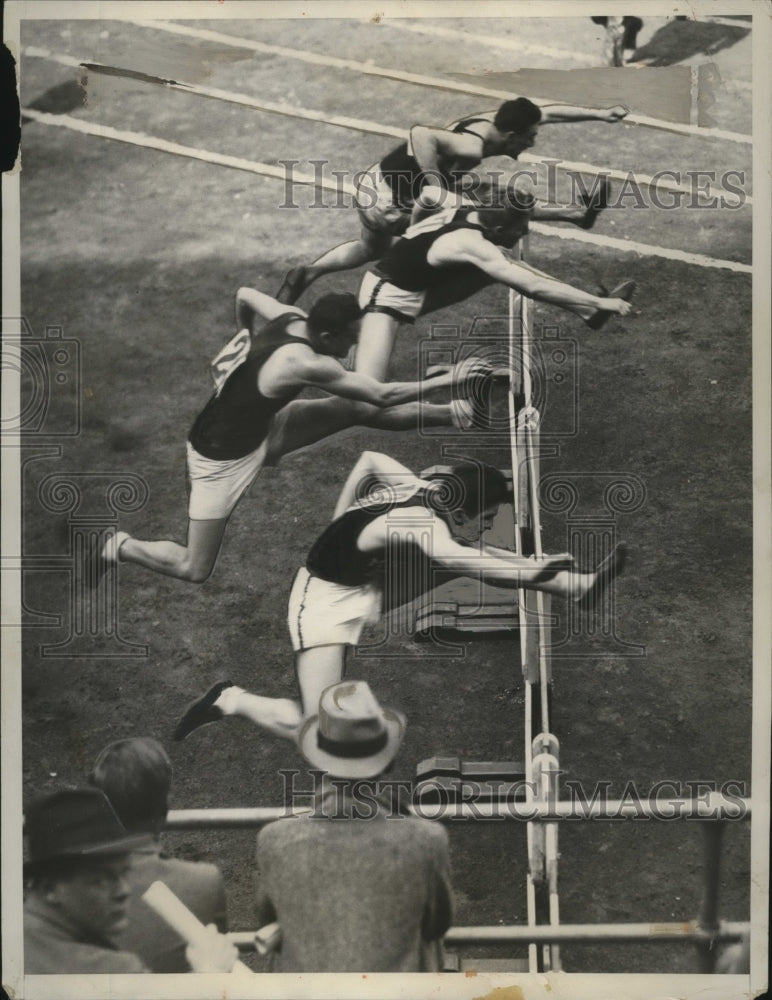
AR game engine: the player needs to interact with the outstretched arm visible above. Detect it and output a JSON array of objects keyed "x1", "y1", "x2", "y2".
[
  {"x1": 431, "y1": 231, "x2": 607, "y2": 311},
  {"x1": 235, "y1": 286, "x2": 306, "y2": 334},
  {"x1": 333, "y1": 451, "x2": 417, "y2": 518},
  {"x1": 280, "y1": 351, "x2": 461, "y2": 406},
  {"x1": 536, "y1": 103, "x2": 629, "y2": 124},
  {"x1": 360, "y1": 513, "x2": 552, "y2": 587}
]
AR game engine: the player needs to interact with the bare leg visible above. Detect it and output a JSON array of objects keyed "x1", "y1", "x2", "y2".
[
  {"x1": 276, "y1": 226, "x2": 393, "y2": 304},
  {"x1": 295, "y1": 645, "x2": 348, "y2": 715},
  {"x1": 266, "y1": 397, "x2": 459, "y2": 466},
  {"x1": 175, "y1": 644, "x2": 348, "y2": 743},
  {"x1": 604, "y1": 16, "x2": 626, "y2": 66},
  {"x1": 119, "y1": 517, "x2": 229, "y2": 583},
  {"x1": 531, "y1": 177, "x2": 610, "y2": 229},
  {"x1": 354, "y1": 312, "x2": 401, "y2": 380},
  {"x1": 214, "y1": 686, "x2": 303, "y2": 740}
]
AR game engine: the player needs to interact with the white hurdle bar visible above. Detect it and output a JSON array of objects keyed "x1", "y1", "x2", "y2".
[
  {"x1": 164, "y1": 794, "x2": 751, "y2": 828},
  {"x1": 226, "y1": 919, "x2": 750, "y2": 951}
]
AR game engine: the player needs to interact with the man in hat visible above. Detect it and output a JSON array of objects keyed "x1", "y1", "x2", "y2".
[
  {"x1": 276, "y1": 97, "x2": 629, "y2": 304},
  {"x1": 100, "y1": 284, "x2": 494, "y2": 585},
  {"x1": 254, "y1": 680, "x2": 454, "y2": 971},
  {"x1": 174, "y1": 450, "x2": 625, "y2": 743},
  {"x1": 89, "y1": 738, "x2": 228, "y2": 972},
  {"x1": 23, "y1": 787, "x2": 237, "y2": 974}
]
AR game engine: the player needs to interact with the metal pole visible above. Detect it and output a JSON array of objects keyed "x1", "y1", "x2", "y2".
[
  {"x1": 695, "y1": 820, "x2": 725, "y2": 973},
  {"x1": 227, "y1": 920, "x2": 750, "y2": 949}
]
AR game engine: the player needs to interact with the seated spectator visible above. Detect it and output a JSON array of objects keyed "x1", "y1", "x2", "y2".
[
  {"x1": 90, "y1": 736, "x2": 228, "y2": 972},
  {"x1": 254, "y1": 681, "x2": 453, "y2": 971},
  {"x1": 23, "y1": 787, "x2": 235, "y2": 974}
]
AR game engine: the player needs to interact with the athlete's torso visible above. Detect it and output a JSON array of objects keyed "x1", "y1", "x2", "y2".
[
  {"x1": 189, "y1": 314, "x2": 310, "y2": 461},
  {"x1": 373, "y1": 213, "x2": 487, "y2": 292},
  {"x1": 306, "y1": 487, "x2": 462, "y2": 607},
  {"x1": 377, "y1": 117, "x2": 491, "y2": 206}
]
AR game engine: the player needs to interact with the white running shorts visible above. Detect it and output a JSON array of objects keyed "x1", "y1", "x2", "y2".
[
  {"x1": 287, "y1": 567, "x2": 382, "y2": 652},
  {"x1": 186, "y1": 439, "x2": 268, "y2": 520},
  {"x1": 358, "y1": 271, "x2": 426, "y2": 323}
]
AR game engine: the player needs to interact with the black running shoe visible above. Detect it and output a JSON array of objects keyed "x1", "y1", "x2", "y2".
[
  {"x1": 577, "y1": 176, "x2": 611, "y2": 230},
  {"x1": 275, "y1": 266, "x2": 307, "y2": 305},
  {"x1": 174, "y1": 681, "x2": 234, "y2": 741}
]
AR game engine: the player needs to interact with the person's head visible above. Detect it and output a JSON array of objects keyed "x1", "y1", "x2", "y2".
[
  {"x1": 90, "y1": 737, "x2": 173, "y2": 836},
  {"x1": 297, "y1": 680, "x2": 406, "y2": 780},
  {"x1": 24, "y1": 788, "x2": 150, "y2": 940},
  {"x1": 493, "y1": 98, "x2": 542, "y2": 158},
  {"x1": 306, "y1": 292, "x2": 363, "y2": 358},
  {"x1": 428, "y1": 461, "x2": 511, "y2": 539},
  {"x1": 30, "y1": 854, "x2": 134, "y2": 941},
  {"x1": 468, "y1": 159, "x2": 535, "y2": 247}
]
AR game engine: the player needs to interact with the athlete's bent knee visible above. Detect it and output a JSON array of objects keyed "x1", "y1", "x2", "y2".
[{"x1": 179, "y1": 558, "x2": 216, "y2": 584}]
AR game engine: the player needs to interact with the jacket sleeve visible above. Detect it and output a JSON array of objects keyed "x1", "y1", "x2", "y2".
[
  {"x1": 209, "y1": 866, "x2": 229, "y2": 934},
  {"x1": 254, "y1": 828, "x2": 278, "y2": 927},
  {"x1": 421, "y1": 825, "x2": 453, "y2": 941}
]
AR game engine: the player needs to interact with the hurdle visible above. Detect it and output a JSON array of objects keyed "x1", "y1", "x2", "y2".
[
  {"x1": 157, "y1": 242, "x2": 752, "y2": 973},
  {"x1": 507, "y1": 244, "x2": 561, "y2": 971},
  {"x1": 160, "y1": 251, "x2": 752, "y2": 968}
]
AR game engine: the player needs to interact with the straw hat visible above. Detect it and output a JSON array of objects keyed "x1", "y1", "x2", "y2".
[{"x1": 297, "y1": 681, "x2": 406, "y2": 779}]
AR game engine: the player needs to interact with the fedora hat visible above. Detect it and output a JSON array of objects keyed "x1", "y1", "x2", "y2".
[
  {"x1": 25, "y1": 787, "x2": 152, "y2": 871},
  {"x1": 297, "y1": 681, "x2": 406, "y2": 779}
]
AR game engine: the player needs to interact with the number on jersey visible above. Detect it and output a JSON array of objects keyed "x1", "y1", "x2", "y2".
[{"x1": 210, "y1": 329, "x2": 251, "y2": 396}]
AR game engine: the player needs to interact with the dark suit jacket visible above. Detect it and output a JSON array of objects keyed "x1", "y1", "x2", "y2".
[
  {"x1": 256, "y1": 796, "x2": 452, "y2": 972},
  {"x1": 114, "y1": 844, "x2": 228, "y2": 972},
  {"x1": 24, "y1": 895, "x2": 148, "y2": 974}
]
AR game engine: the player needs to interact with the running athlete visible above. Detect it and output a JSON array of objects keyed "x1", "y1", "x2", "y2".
[
  {"x1": 97, "y1": 289, "x2": 491, "y2": 585},
  {"x1": 275, "y1": 97, "x2": 628, "y2": 304},
  {"x1": 354, "y1": 170, "x2": 635, "y2": 379},
  {"x1": 173, "y1": 450, "x2": 626, "y2": 741}
]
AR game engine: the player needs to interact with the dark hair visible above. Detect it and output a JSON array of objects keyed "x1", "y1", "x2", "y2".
[
  {"x1": 90, "y1": 737, "x2": 172, "y2": 834},
  {"x1": 494, "y1": 98, "x2": 542, "y2": 134},
  {"x1": 307, "y1": 293, "x2": 362, "y2": 336},
  {"x1": 428, "y1": 462, "x2": 510, "y2": 518}
]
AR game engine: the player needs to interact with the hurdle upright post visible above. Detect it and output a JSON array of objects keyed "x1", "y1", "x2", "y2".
[{"x1": 695, "y1": 820, "x2": 725, "y2": 973}]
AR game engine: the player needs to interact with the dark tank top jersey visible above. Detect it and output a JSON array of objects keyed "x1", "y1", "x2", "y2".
[
  {"x1": 306, "y1": 488, "x2": 462, "y2": 610},
  {"x1": 378, "y1": 117, "x2": 490, "y2": 206},
  {"x1": 373, "y1": 214, "x2": 485, "y2": 292},
  {"x1": 189, "y1": 314, "x2": 309, "y2": 461}
]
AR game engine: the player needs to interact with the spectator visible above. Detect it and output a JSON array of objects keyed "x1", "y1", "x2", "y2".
[
  {"x1": 591, "y1": 16, "x2": 643, "y2": 65},
  {"x1": 23, "y1": 787, "x2": 236, "y2": 974},
  {"x1": 254, "y1": 681, "x2": 453, "y2": 971},
  {"x1": 89, "y1": 737, "x2": 228, "y2": 972}
]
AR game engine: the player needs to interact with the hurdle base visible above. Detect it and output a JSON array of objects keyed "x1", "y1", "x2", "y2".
[
  {"x1": 414, "y1": 756, "x2": 527, "y2": 804},
  {"x1": 414, "y1": 600, "x2": 520, "y2": 639}
]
